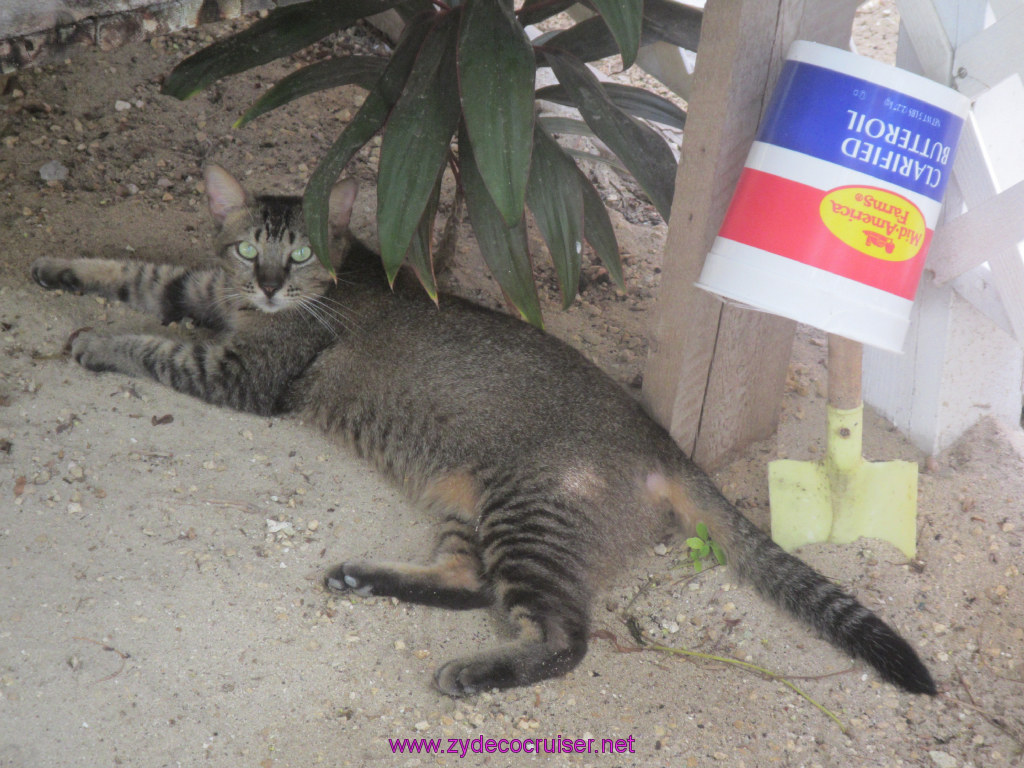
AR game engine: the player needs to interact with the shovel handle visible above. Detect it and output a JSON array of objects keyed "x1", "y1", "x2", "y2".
[{"x1": 827, "y1": 334, "x2": 863, "y2": 410}]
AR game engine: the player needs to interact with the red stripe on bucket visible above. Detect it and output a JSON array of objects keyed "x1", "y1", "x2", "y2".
[{"x1": 716, "y1": 168, "x2": 931, "y2": 299}]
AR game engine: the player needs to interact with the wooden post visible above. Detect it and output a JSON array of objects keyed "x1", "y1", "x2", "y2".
[{"x1": 643, "y1": 0, "x2": 859, "y2": 469}]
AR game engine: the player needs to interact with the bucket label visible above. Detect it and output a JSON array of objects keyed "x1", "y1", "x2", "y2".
[
  {"x1": 757, "y1": 60, "x2": 964, "y2": 202},
  {"x1": 716, "y1": 168, "x2": 931, "y2": 299},
  {"x1": 819, "y1": 186, "x2": 926, "y2": 262}
]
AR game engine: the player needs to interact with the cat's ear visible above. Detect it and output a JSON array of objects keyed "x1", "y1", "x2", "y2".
[
  {"x1": 204, "y1": 165, "x2": 248, "y2": 226},
  {"x1": 328, "y1": 178, "x2": 359, "y2": 236}
]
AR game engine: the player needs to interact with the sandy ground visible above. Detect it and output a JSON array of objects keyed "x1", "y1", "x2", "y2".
[{"x1": 1, "y1": 3, "x2": 1023, "y2": 767}]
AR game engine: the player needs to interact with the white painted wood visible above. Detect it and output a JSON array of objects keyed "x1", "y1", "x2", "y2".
[
  {"x1": 928, "y1": 179, "x2": 1024, "y2": 283},
  {"x1": 894, "y1": 0, "x2": 954, "y2": 80},
  {"x1": 864, "y1": 0, "x2": 1024, "y2": 453},
  {"x1": 953, "y1": 4, "x2": 1024, "y2": 97},
  {"x1": 864, "y1": 279, "x2": 1024, "y2": 454}
]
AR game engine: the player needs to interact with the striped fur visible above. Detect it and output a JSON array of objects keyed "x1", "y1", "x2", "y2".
[{"x1": 31, "y1": 166, "x2": 936, "y2": 697}]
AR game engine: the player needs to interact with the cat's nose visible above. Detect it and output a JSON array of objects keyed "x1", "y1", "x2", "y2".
[{"x1": 259, "y1": 278, "x2": 283, "y2": 297}]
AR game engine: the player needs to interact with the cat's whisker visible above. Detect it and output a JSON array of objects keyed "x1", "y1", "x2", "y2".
[
  {"x1": 296, "y1": 297, "x2": 343, "y2": 337},
  {"x1": 301, "y1": 295, "x2": 364, "y2": 336}
]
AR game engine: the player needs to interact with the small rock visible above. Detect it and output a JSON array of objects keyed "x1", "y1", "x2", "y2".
[
  {"x1": 39, "y1": 160, "x2": 68, "y2": 182},
  {"x1": 653, "y1": 543, "x2": 668, "y2": 556},
  {"x1": 928, "y1": 750, "x2": 958, "y2": 768},
  {"x1": 114, "y1": 100, "x2": 132, "y2": 112}
]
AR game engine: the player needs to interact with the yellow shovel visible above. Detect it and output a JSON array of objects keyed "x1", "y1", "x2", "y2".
[{"x1": 769, "y1": 335, "x2": 919, "y2": 558}]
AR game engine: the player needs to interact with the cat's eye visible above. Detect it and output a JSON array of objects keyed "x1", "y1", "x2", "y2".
[
  {"x1": 235, "y1": 241, "x2": 258, "y2": 260},
  {"x1": 290, "y1": 246, "x2": 313, "y2": 263}
]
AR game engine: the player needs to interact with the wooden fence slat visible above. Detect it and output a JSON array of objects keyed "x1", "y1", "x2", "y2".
[{"x1": 643, "y1": 0, "x2": 858, "y2": 468}]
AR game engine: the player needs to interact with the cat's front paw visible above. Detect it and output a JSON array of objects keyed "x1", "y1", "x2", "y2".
[
  {"x1": 31, "y1": 258, "x2": 81, "y2": 292},
  {"x1": 324, "y1": 563, "x2": 377, "y2": 597},
  {"x1": 69, "y1": 331, "x2": 122, "y2": 373}
]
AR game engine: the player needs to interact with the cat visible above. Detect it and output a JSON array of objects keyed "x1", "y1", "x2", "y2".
[{"x1": 30, "y1": 164, "x2": 937, "y2": 697}]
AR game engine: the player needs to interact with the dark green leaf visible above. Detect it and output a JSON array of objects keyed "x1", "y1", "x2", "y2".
[
  {"x1": 643, "y1": 0, "x2": 702, "y2": 51},
  {"x1": 517, "y1": 0, "x2": 576, "y2": 27},
  {"x1": 377, "y1": 11, "x2": 463, "y2": 282},
  {"x1": 526, "y1": 125, "x2": 584, "y2": 309},
  {"x1": 577, "y1": 167, "x2": 624, "y2": 289},
  {"x1": 235, "y1": 57, "x2": 386, "y2": 128},
  {"x1": 589, "y1": 0, "x2": 642, "y2": 68},
  {"x1": 546, "y1": 49, "x2": 675, "y2": 219},
  {"x1": 539, "y1": 0, "x2": 701, "y2": 64},
  {"x1": 537, "y1": 82, "x2": 685, "y2": 129},
  {"x1": 537, "y1": 115, "x2": 596, "y2": 139},
  {"x1": 163, "y1": 0, "x2": 403, "y2": 100},
  {"x1": 460, "y1": 124, "x2": 542, "y2": 327},
  {"x1": 304, "y1": 17, "x2": 434, "y2": 267},
  {"x1": 403, "y1": 174, "x2": 442, "y2": 301},
  {"x1": 458, "y1": 0, "x2": 536, "y2": 226},
  {"x1": 560, "y1": 144, "x2": 630, "y2": 176}
]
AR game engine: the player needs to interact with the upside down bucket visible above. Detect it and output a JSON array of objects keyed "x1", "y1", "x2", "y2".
[{"x1": 696, "y1": 41, "x2": 970, "y2": 352}]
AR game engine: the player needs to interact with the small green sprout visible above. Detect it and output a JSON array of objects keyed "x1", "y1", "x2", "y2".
[{"x1": 686, "y1": 523, "x2": 726, "y2": 572}]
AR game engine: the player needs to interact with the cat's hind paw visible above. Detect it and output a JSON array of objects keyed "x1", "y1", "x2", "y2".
[
  {"x1": 69, "y1": 331, "x2": 121, "y2": 373},
  {"x1": 433, "y1": 657, "x2": 515, "y2": 698},
  {"x1": 31, "y1": 258, "x2": 81, "y2": 292}
]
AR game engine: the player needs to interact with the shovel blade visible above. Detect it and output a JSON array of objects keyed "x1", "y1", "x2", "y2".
[
  {"x1": 769, "y1": 459, "x2": 832, "y2": 552},
  {"x1": 830, "y1": 459, "x2": 918, "y2": 558},
  {"x1": 770, "y1": 458, "x2": 919, "y2": 558}
]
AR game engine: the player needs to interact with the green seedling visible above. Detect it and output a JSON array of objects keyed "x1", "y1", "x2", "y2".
[{"x1": 686, "y1": 523, "x2": 726, "y2": 572}]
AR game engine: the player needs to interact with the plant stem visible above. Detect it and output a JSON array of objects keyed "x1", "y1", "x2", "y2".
[{"x1": 645, "y1": 643, "x2": 849, "y2": 734}]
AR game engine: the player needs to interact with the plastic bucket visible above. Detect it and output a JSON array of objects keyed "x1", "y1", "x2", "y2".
[{"x1": 696, "y1": 41, "x2": 970, "y2": 352}]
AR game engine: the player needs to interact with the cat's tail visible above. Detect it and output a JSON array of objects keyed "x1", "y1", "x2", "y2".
[{"x1": 647, "y1": 469, "x2": 937, "y2": 695}]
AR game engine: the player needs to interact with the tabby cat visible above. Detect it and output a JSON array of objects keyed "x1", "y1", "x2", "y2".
[{"x1": 30, "y1": 165, "x2": 936, "y2": 697}]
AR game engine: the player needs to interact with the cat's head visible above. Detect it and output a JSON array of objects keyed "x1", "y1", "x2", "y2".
[{"x1": 203, "y1": 164, "x2": 358, "y2": 314}]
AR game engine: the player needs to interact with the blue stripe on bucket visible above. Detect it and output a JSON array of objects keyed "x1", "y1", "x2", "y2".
[{"x1": 756, "y1": 60, "x2": 964, "y2": 203}]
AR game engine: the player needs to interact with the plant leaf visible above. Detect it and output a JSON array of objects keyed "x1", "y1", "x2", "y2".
[
  {"x1": 235, "y1": 57, "x2": 387, "y2": 128},
  {"x1": 537, "y1": 115, "x2": 595, "y2": 138},
  {"x1": 686, "y1": 537, "x2": 704, "y2": 550},
  {"x1": 460, "y1": 124, "x2": 542, "y2": 327},
  {"x1": 526, "y1": 125, "x2": 584, "y2": 309},
  {"x1": 403, "y1": 175, "x2": 441, "y2": 302},
  {"x1": 589, "y1": 0, "x2": 642, "y2": 68},
  {"x1": 577, "y1": 166, "x2": 624, "y2": 289},
  {"x1": 458, "y1": 0, "x2": 536, "y2": 227},
  {"x1": 546, "y1": 48, "x2": 675, "y2": 219},
  {"x1": 696, "y1": 522, "x2": 710, "y2": 541},
  {"x1": 517, "y1": 0, "x2": 577, "y2": 27},
  {"x1": 163, "y1": 0, "x2": 403, "y2": 100},
  {"x1": 711, "y1": 542, "x2": 727, "y2": 566},
  {"x1": 304, "y1": 17, "x2": 434, "y2": 267},
  {"x1": 377, "y1": 11, "x2": 463, "y2": 283},
  {"x1": 537, "y1": 82, "x2": 685, "y2": 130},
  {"x1": 643, "y1": 0, "x2": 703, "y2": 51},
  {"x1": 539, "y1": 0, "x2": 701, "y2": 64}
]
